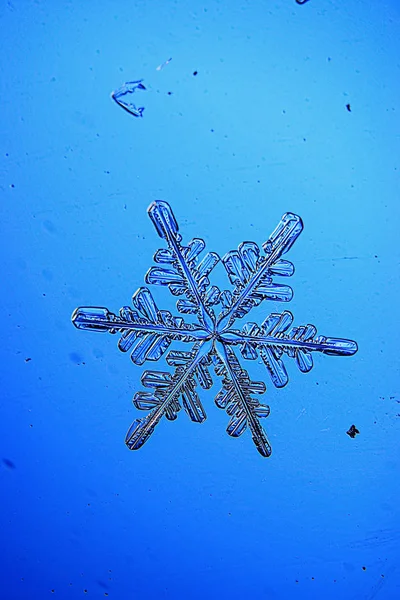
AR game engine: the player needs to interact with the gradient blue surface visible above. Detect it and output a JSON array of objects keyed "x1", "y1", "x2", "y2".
[{"x1": 1, "y1": 1, "x2": 399, "y2": 598}]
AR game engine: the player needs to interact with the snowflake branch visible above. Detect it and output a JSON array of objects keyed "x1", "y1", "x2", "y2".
[
  {"x1": 146, "y1": 201, "x2": 219, "y2": 330},
  {"x1": 125, "y1": 339, "x2": 213, "y2": 450},
  {"x1": 72, "y1": 287, "x2": 209, "y2": 365},
  {"x1": 220, "y1": 311, "x2": 358, "y2": 388},
  {"x1": 214, "y1": 342, "x2": 272, "y2": 457},
  {"x1": 217, "y1": 212, "x2": 303, "y2": 330}
]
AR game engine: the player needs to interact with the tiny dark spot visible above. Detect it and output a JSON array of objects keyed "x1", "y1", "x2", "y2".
[
  {"x1": 193, "y1": 70, "x2": 198, "y2": 76},
  {"x1": 362, "y1": 566, "x2": 366, "y2": 571},
  {"x1": 2, "y1": 458, "x2": 16, "y2": 469},
  {"x1": 346, "y1": 103, "x2": 351, "y2": 112},
  {"x1": 167, "y1": 91, "x2": 172, "y2": 95},
  {"x1": 10, "y1": 184, "x2": 15, "y2": 188},
  {"x1": 25, "y1": 357, "x2": 32, "y2": 362},
  {"x1": 346, "y1": 424, "x2": 360, "y2": 438}
]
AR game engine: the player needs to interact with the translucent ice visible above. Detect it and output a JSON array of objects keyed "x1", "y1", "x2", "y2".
[{"x1": 72, "y1": 202, "x2": 358, "y2": 457}]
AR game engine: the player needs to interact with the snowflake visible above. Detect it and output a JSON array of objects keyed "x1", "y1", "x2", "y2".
[{"x1": 71, "y1": 201, "x2": 358, "y2": 457}]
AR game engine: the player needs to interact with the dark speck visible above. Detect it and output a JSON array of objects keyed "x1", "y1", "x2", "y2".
[
  {"x1": 25, "y1": 357, "x2": 31, "y2": 362},
  {"x1": 193, "y1": 70, "x2": 198, "y2": 76},
  {"x1": 362, "y1": 566, "x2": 366, "y2": 571},
  {"x1": 346, "y1": 424, "x2": 360, "y2": 438},
  {"x1": 2, "y1": 458, "x2": 16, "y2": 469},
  {"x1": 167, "y1": 91, "x2": 172, "y2": 95},
  {"x1": 346, "y1": 103, "x2": 351, "y2": 112}
]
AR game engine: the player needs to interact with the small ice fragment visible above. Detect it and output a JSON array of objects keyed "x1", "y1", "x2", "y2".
[
  {"x1": 156, "y1": 57, "x2": 172, "y2": 71},
  {"x1": 111, "y1": 80, "x2": 146, "y2": 117}
]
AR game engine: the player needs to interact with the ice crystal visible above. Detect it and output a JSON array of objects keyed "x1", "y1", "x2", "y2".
[
  {"x1": 72, "y1": 202, "x2": 357, "y2": 457},
  {"x1": 111, "y1": 80, "x2": 146, "y2": 117}
]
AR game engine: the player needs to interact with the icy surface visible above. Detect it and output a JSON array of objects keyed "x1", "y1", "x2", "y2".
[{"x1": 72, "y1": 202, "x2": 358, "y2": 457}]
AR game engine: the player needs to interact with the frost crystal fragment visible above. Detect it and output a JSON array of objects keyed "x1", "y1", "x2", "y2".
[
  {"x1": 71, "y1": 201, "x2": 358, "y2": 457},
  {"x1": 111, "y1": 80, "x2": 146, "y2": 117}
]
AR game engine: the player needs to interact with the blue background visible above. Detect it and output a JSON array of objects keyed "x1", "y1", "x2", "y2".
[{"x1": 1, "y1": 0, "x2": 399, "y2": 598}]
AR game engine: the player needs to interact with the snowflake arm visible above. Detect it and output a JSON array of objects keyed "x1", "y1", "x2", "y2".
[
  {"x1": 221, "y1": 311, "x2": 358, "y2": 388},
  {"x1": 145, "y1": 201, "x2": 220, "y2": 331},
  {"x1": 125, "y1": 340, "x2": 214, "y2": 450},
  {"x1": 213, "y1": 342, "x2": 271, "y2": 457},
  {"x1": 72, "y1": 287, "x2": 209, "y2": 365},
  {"x1": 217, "y1": 212, "x2": 303, "y2": 331}
]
